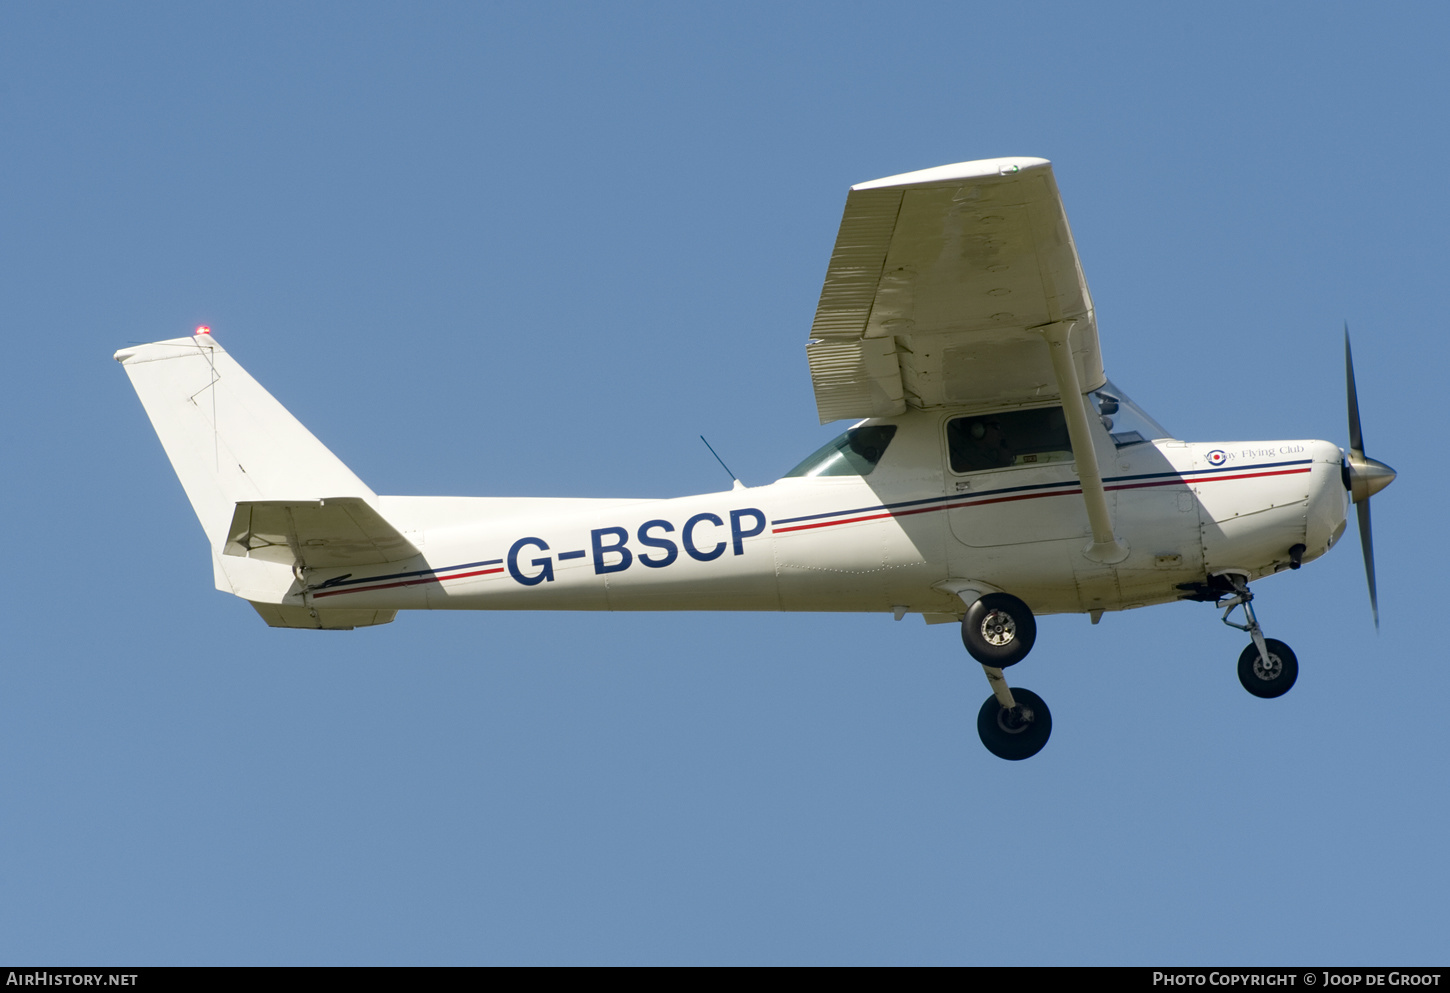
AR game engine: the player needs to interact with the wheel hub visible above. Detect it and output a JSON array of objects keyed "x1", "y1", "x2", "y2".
[
  {"x1": 980, "y1": 610, "x2": 1016, "y2": 647},
  {"x1": 1253, "y1": 653, "x2": 1282, "y2": 681},
  {"x1": 996, "y1": 704, "x2": 1034, "y2": 735}
]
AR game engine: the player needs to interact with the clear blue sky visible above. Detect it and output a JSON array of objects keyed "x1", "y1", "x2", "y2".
[{"x1": 3, "y1": 0, "x2": 1445, "y2": 966}]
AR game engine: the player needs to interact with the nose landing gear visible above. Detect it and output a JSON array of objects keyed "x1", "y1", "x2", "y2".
[{"x1": 1217, "y1": 576, "x2": 1299, "y2": 699}]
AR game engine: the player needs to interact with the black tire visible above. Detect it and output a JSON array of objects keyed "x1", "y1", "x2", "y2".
[
  {"x1": 1237, "y1": 638, "x2": 1298, "y2": 698},
  {"x1": 977, "y1": 688, "x2": 1052, "y2": 761},
  {"x1": 961, "y1": 593, "x2": 1037, "y2": 667}
]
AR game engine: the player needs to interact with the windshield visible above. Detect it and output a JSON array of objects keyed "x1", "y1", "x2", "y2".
[
  {"x1": 784, "y1": 425, "x2": 898, "y2": 478},
  {"x1": 1090, "y1": 381, "x2": 1171, "y2": 447}
]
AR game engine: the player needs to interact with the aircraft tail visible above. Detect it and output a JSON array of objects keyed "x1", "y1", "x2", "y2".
[{"x1": 115, "y1": 332, "x2": 405, "y2": 626}]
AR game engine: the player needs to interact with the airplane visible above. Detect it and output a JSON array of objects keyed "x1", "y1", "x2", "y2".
[{"x1": 115, "y1": 156, "x2": 1395, "y2": 760}]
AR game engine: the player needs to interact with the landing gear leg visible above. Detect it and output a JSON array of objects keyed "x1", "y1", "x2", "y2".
[
  {"x1": 1218, "y1": 577, "x2": 1299, "y2": 699},
  {"x1": 976, "y1": 665, "x2": 1052, "y2": 760}
]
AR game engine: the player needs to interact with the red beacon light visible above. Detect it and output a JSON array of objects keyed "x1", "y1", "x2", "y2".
[{"x1": 195, "y1": 326, "x2": 211, "y2": 336}]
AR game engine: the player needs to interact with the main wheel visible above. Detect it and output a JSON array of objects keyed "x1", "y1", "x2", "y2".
[
  {"x1": 1237, "y1": 638, "x2": 1298, "y2": 698},
  {"x1": 976, "y1": 688, "x2": 1052, "y2": 760},
  {"x1": 961, "y1": 593, "x2": 1037, "y2": 667}
]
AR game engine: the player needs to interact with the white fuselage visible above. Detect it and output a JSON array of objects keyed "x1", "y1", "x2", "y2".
[{"x1": 289, "y1": 408, "x2": 1349, "y2": 621}]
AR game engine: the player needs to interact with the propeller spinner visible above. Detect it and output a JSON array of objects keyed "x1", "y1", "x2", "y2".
[{"x1": 1344, "y1": 326, "x2": 1396, "y2": 628}]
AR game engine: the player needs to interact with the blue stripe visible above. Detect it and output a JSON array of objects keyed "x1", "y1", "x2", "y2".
[
  {"x1": 771, "y1": 481, "x2": 1075, "y2": 526},
  {"x1": 769, "y1": 458, "x2": 1314, "y2": 526},
  {"x1": 317, "y1": 558, "x2": 503, "y2": 589}
]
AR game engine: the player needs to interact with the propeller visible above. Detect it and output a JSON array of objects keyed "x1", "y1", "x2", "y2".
[{"x1": 1344, "y1": 324, "x2": 1396, "y2": 629}]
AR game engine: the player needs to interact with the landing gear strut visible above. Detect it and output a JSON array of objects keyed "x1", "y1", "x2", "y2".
[
  {"x1": 1217, "y1": 576, "x2": 1299, "y2": 699},
  {"x1": 962, "y1": 593, "x2": 1051, "y2": 760}
]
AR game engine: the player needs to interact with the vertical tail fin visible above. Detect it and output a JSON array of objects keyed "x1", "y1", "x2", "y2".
[
  {"x1": 116, "y1": 332, "x2": 398, "y2": 620},
  {"x1": 115, "y1": 332, "x2": 375, "y2": 548}
]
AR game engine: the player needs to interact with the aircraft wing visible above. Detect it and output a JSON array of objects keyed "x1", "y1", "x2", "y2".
[{"x1": 807, "y1": 157, "x2": 1105, "y2": 423}]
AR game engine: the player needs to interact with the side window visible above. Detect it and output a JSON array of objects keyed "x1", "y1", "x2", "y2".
[
  {"x1": 784, "y1": 425, "x2": 898, "y2": 478},
  {"x1": 947, "y1": 407, "x2": 1072, "y2": 473}
]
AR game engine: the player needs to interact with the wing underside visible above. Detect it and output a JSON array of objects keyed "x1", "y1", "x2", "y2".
[{"x1": 808, "y1": 157, "x2": 1105, "y2": 423}]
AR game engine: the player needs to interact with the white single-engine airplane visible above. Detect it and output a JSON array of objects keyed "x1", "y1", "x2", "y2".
[{"x1": 117, "y1": 157, "x2": 1395, "y2": 760}]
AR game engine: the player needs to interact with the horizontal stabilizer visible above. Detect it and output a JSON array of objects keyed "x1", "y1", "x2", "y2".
[
  {"x1": 225, "y1": 497, "x2": 420, "y2": 569},
  {"x1": 250, "y1": 602, "x2": 397, "y2": 630}
]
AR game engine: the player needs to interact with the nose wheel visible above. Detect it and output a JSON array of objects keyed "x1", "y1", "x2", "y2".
[{"x1": 1237, "y1": 638, "x2": 1298, "y2": 698}]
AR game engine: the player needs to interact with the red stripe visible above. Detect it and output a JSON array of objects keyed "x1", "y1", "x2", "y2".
[
  {"x1": 773, "y1": 511, "x2": 895, "y2": 533},
  {"x1": 1103, "y1": 466, "x2": 1309, "y2": 493},
  {"x1": 1168, "y1": 466, "x2": 1308, "y2": 485}
]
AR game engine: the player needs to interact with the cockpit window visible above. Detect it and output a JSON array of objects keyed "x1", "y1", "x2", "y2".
[
  {"x1": 1091, "y1": 381, "x2": 1171, "y2": 447},
  {"x1": 784, "y1": 425, "x2": 898, "y2": 478},
  {"x1": 947, "y1": 407, "x2": 1073, "y2": 473}
]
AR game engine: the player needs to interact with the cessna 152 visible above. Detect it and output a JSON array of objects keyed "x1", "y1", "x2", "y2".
[{"x1": 116, "y1": 157, "x2": 1395, "y2": 760}]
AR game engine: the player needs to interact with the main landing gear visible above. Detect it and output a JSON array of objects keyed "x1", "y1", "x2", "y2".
[
  {"x1": 1215, "y1": 576, "x2": 1299, "y2": 699},
  {"x1": 963, "y1": 593, "x2": 1052, "y2": 760}
]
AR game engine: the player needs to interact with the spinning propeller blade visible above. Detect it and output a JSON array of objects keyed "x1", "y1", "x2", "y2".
[{"x1": 1344, "y1": 325, "x2": 1395, "y2": 629}]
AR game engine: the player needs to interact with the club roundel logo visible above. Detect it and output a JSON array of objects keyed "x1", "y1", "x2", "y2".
[{"x1": 1207, "y1": 449, "x2": 1228, "y2": 466}]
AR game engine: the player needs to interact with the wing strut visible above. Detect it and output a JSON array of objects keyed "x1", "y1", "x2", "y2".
[{"x1": 1039, "y1": 322, "x2": 1129, "y2": 564}]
